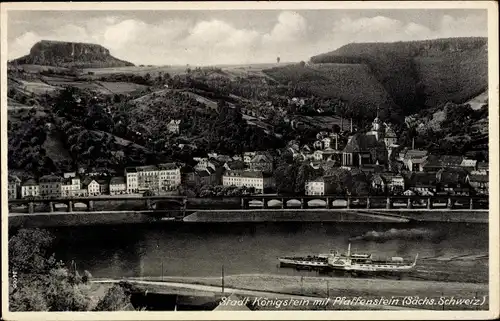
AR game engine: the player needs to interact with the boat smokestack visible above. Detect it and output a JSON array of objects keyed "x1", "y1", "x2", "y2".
[{"x1": 347, "y1": 243, "x2": 351, "y2": 257}]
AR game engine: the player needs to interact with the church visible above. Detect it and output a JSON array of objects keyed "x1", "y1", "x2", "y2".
[{"x1": 341, "y1": 114, "x2": 398, "y2": 169}]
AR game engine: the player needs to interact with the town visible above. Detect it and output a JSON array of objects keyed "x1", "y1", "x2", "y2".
[{"x1": 8, "y1": 113, "x2": 489, "y2": 201}]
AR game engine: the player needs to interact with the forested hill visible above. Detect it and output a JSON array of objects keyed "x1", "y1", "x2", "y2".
[{"x1": 308, "y1": 37, "x2": 488, "y2": 116}]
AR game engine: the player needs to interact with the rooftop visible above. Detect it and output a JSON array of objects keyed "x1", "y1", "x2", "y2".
[
  {"x1": 22, "y1": 179, "x2": 38, "y2": 186},
  {"x1": 158, "y1": 163, "x2": 179, "y2": 170},
  {"x1": 403, "y1": 149, "x2": 428, "y2": 160},
  {"x1": 223, "y1": 170, "x2": 272, "y2": 178},
  {"x1": 39, "y1": 174, "x2": 63, "y2": 182},
  {"x1": 468, "y1": 174, "x2": 489, "y2": 183},
  {"x1": 136, "y1": 165, "x2": 158, "y2": 172},
  {"x1": 343, "y1": 133, "x2": 384, "y2": 153},
  {"x1": 110, "y1": 177, "x2": 126, "y2": 185}
]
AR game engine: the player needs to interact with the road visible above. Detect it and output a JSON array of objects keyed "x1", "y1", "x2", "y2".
[{"x1": 92, "y1": 278, "x2": 415, "y2": 310}]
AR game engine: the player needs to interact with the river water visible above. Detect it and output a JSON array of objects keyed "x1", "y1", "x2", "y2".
[{"x1": 49, "y1": 222, "x2": 488, "y2": 283}]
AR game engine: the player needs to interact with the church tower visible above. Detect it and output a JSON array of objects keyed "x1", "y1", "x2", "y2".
[{"x1": 367, "y1": 107, "x2": 384, "y2": 141}]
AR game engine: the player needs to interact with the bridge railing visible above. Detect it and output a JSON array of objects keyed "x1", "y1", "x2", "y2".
[{"x1": 8, "y1": 195, "x2": 488, "y2": 214}]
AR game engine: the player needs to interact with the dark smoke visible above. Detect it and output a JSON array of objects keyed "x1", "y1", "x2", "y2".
[{"x1": 349, "y1": 228, "x2": 443, "y2": 243}]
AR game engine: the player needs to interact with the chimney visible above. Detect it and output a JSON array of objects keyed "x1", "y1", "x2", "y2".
[
  {"x1": 412, "y1": 137, "x2": 415, "y2": 150},
  {"x1": 350, "y1": 118, "x2": 353, "y2": 133},
  {"x1": 335, "y1": 135, "x2": 338, "y2": 150}
]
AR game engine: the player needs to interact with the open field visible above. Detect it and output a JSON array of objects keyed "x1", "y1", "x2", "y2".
[
  {"x1": 97, "y1": 81, "x2": 148, "y2": 94},
  {"x1": 15, "y1": 79, "x2": 60, "y2": 94},
  {"x1": 9, "y1": 64, "x2": 70, "y2": 73},
  {"x1": 42, "y1": 76, "x2": 113, "y2": 94},
  {"x1": 83, "y1": 65, "x2": 189, "y2": 77}
]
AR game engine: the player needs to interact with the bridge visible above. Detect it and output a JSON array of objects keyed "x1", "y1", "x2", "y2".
[{"x1": 8, "y1": 195, "x2": 489, "y2": 214}]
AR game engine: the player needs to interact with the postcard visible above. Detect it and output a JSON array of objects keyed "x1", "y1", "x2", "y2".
[{"x1": 1, "y1": 1, "x2": 498, "y2": 320}]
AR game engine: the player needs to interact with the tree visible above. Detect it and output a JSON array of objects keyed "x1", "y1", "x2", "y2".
[
  {"x1": 94, "y1": 285, "x2": 131, "y2": 311},
  {"x1": 295, "y1": 163, "x2": 317, "y2": 194},
  {"x1": 276, "y1": 57, "x2": 280, "y2": 64},
  {"x1": 9, "y1": 228, "x2": 134, "y2": 311}
]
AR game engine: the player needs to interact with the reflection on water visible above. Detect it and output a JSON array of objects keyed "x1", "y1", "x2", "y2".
[{"x1": 50, "y1": 222, "x2": 488, "y2": 281}]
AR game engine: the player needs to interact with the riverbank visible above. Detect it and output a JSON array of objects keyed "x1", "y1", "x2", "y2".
[
  {"x1": 116, "y1": 273, "x2": 488, "y2": 310},
  {"x1": 8, "y1": 208, "x2": 488, "y2": 228},
  {"x1": 183, "y1": 209, "x2": 488, "y2": 223}
]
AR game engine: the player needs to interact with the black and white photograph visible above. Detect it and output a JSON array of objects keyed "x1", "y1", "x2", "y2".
[{"x1": 1, "y1": 1, "x2": 498, "y2": 319}]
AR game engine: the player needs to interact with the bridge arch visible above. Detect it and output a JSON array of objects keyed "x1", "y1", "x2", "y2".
[
  {"x1": 307, "y1": 199, "x2": 326, "y2": 207},
  {"x1": 266, "y1": 199, "x2": 283, "y2": 207},
  {"x1": 285, "y1": 199, "x2": 302, "y2": 207}
]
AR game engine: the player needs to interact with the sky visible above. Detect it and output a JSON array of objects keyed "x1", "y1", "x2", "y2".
[{"x1": 7, "y1": 9, "x2": 488, "y2": 66}]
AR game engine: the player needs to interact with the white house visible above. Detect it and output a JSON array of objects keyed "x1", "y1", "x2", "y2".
[
  {"x1": 83, "y1": 178, "x2": 100, "y2": 196},
  {"x1": 125, "y1": 167, "x2": 138, "y2": 193},
  {"x1": 167, "y1": 119, "x2": 181, "y2": 134},
  {"x1": 61, "y1": 176, "x2": 81, "y2": 197},
  {"x1": 8, "y1": 175, "x2": 21, "y2": 200},
  {"x1": 110, "y1": 177, "x2": 127, "y2": 195},
  {"x1": 21, "y1": 179, "x2": 39, "y2": 198},
  {"x1": 222, "y1": 170, "x2": 275, "y2": 194},
  {"x1": 305, "y1": 177, "x2": 331, "y2": 196},
  {"x1": 158, "y1": 163, "x2": 181, "y2": 192}
]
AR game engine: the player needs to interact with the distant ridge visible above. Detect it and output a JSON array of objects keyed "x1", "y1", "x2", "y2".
[
  {"x1": 10, "y1": 40, "x2": 134, "y2": 69},
  {"x1": 262, "y1": 37, "x2": 487, "y2": 120}
]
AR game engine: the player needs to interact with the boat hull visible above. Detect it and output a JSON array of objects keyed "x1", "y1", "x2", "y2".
[{"x1": 278, "y1": 258, "x2": 329, "y2": 270}]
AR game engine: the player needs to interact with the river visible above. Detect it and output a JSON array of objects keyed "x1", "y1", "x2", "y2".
[{"x1": 49, "y1": 221, "x2": 489, "y2": 283}]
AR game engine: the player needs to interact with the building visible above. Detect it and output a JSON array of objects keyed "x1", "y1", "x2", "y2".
[
  {"x1": 194, "y1": 158, "x2": 221, "y2": 172},
  {"x1": 420, "y1": 155, "x2": 442, "y2": 172},
  {"x1": 158, "y1": 163, "x2": 181, "y2": 192},
  {"x1": 194, "y1": 168, "x2": 218, "y2": 187},
  {"x1": 136, "y1": 165, "x2": 160, "y2": 192},
  {"x1": 82, "y1": 178, "x2": 100, "y2": 196},
  {"x1": 436, "y1": 168, "x2": 468, "y2": 195},
  {"x1": 125, "y1": 167, "x2": 138, "y2": 193},
  {"x1": 399, "y1": 149, "x2": 428, "y2": 172},
  {"x1": 222, "y1": 170, "x2": 275, "y2": 194},
  {"x1": 305, "y1": 177, "x2": 332, "y2": 196},
  {"x1": 466, "y1": 174, "x2": 489, "y2": 195},
  {"x1": 96, "y1": 179, "x2": 109, "y2": 194},
  {"x1": 405, "y1": 172, "x2": 437, "y2": 196},
  {"x1": 313, "y1": 150, "x2": 324, "y2": 161},
  {"x1": 224, "y1": 160, "x2": 247, "y2": 171},
  {"x1": 341, "y1": 116, "x2": 398, "y2": 169},
  {"x1": 460, "y1": 159, "x2": 478, "y2": 172},
  {"x1": 8, "y1": 175, "x2": 21, "y2": 200},
  {"x1": 470, "y1": 162, "x2": 489, "y2": 176},
  {"x1": 110, "y1": 177, "x2": 127, "y2": 195},
  {"x1": 39, "y1": 175, "x2": 63, "y2": 197},
  {"x1": 248, "y1": 153, "x2": 274, "y2": 172},
  {"x1": 61, "y1": 176, "x2": 81, "y2": 197},
  {"x1": 63, "y1": 172, "x2": 77, "y2": 178},
  {"x1": 371, "y1": 173, "x2": 405, "y2": 195},
  {"x1": 21, "y1": 179, "x2": 39, "y2": 198},
  {"x1": 440, "y1": 155, "x2": 464, "y2": 168},
  {"x1": 167, "y1": 119, "x2": 181, "y2": 134}
]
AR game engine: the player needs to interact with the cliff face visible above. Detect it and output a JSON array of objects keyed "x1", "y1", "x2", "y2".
[{"x1": 11, "y1": 40, "x2": 134, "y2": 68}]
